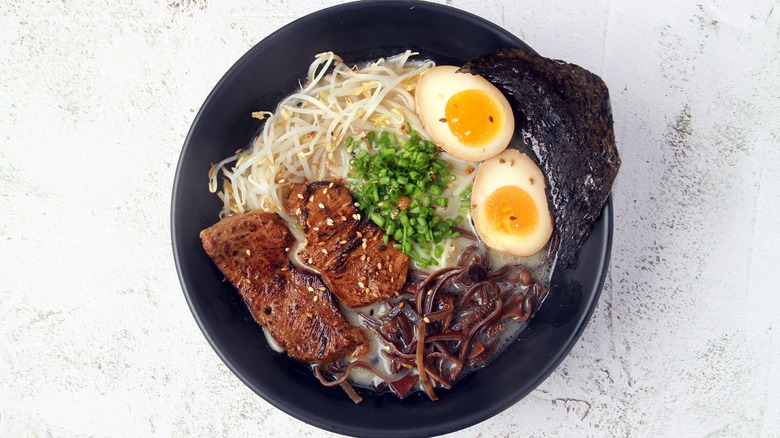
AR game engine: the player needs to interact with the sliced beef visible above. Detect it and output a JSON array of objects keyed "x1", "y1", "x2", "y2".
[
  {"x1": 287, "y1": 181, "x2": 408, "y2": 308},
  {"x1": 200, "y1": 211, "x2": 368, "y2": 364}
]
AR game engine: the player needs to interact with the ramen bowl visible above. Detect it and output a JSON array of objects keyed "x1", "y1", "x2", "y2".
[{"x1": 171, "y1": 1, "x2": 613, "y2": 436}]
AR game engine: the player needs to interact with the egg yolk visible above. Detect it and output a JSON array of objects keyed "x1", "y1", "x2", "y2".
[
  {"x1": 445, "y1": 89, "x2": 502, "y2": 147},
  {"x1": 484, "y1": 186, "x2": 538, "y2": 236}
]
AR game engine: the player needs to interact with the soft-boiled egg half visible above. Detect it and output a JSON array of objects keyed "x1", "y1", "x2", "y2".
[
  {"x1": 415, "y1": 66, "x2": 514, "y2": 161},
  {"x1": 471, "y1": 149, "x2": 553, "y2": 257}
]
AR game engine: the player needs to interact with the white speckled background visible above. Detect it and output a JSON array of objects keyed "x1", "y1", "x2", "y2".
[{"x1": 2, "y1": 0, "x2": 779, "y2": 436}]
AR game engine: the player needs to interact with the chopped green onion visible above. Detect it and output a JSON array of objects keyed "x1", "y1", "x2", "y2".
[
  {"x1": 347, "y1": 128, "x2": 463, "y2": 265},
  {"x1": 370, "y1": 212, "x2": 385, "y2": 228}
]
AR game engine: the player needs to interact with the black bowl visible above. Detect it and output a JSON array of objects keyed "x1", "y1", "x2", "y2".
[{"x1": 171, "y1": 1, "x2": 613, "y2": 436}]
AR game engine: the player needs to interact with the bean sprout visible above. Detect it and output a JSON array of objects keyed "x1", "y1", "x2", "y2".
[{"x1": 209, "y1": 51, "x2": 436, "y2": 223}]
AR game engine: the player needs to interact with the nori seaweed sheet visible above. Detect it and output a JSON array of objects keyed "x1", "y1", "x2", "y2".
[{"x1": 460, "y1": 49, "x2": 620, "y2": 267}]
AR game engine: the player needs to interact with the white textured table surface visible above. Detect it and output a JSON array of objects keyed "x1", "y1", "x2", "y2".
[{"x1": 2, "y1": 0, "x2": 779, "y2": 436}]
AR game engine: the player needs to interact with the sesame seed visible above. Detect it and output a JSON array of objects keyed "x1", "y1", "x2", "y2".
[
  {"x1": 341, "y1": 216, "x2": 347, "y2": 221},
  {"x1": 354, "y1": 202, "x2": 360, "y2": 207},
  {"x1": 307, "y1": 258, "x2": 313, "y2": 264},
  {"x1": 332, "y1": 321, "x2": 339, "y2": 327},
  {"x1": 318, "y1": 286, "x2": 326, "y2": 291},
  {"x1": 318, "y1": 241, "x2": 325, "y2": 246},
  {"x1": 329, "y1": 182, "x2": 334, "y2": 188},
  {"x1": 313, "y1": 295, "x2": 319, "y2": 302},
  {"x1": 309, "y1": 195, "x2": 314, "y2": 202},
  {"x1": 278, "y1": 178, "x2": 285, "y2": 183},
  {"x1": 313, "y1": 226, "x2": 320, "y2": 231},
  {"x1": 297, "y1": 193, "x2": 304, "y2": 199},
  {"x1": 245, "y1": 249, "x2": 251, "y2": 255},
  {"x1": 359, "y1": 275, "x2": 366, "y2": 281},
  {"x1": 427, "y1": 289, "x2": 433, "y2": 296},
  {"x1": 326, "y1": 218, "x2": 334, "y2": 226},
  {"x1": 321, "y1": 248, "x2": 328, "y2": 254},
  {"x1": 360, "y1": 255, "x2": 366, "y2": 261},
  {"x1": 322, "y1": 188, "x2": 328, "y2": 195},
  {"x1": 339, "y1": 240, "x2": 347, "y2": 244},
  {"x1": 372, "y1": 292, "x2": 379, "y2": 298},
  {"x1": 295, "y1": 208, "x2": 301, "y2": 215},
  {"x1": 362, "y1": 241, "x2": 367, "y2": 249},
  {"x1": 358, "y1": 281, "x2": 365, "y2": 288},
  {"x1": 377, "y1": 262, "x2": 382, "y2": 270},
  {"x1": 318, "y1": 202, "x2": 325, "y2": 209},
  {"x1": 423, "y1": 317, "x2": 431, "y2": 323},
  {"x1": 306, "y1": 312, "x2": 313, "y2": 318},
  {"x1": 307, "y1": 286, "x2": 314, "y2": 292},
  {"x1": 365, "y1": 288, "x2": 371, "y2": 294},
  {"x1": 389, "y1": 265, "x2": 393, "y2": 273},
  {"x1": 357, "y1": 231, "x2": 363, "y2": 238}
]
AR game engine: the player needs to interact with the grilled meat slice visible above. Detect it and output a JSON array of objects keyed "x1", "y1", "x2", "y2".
[
  {"x1": 200, "y1": 209, "x2": 293, "y2": 285},
  {"x1": 200, "y1": 211, "x2": 368, "y2": 364},
  {"x1": 318, "y1": 221, "x2": 408, "y2": 306},
  {"x1": 460, "y1": 48, "x2": 620, "y2": 267},
  {"x1": 287, "y1": 181, "x2": 408, "y2": 308}
]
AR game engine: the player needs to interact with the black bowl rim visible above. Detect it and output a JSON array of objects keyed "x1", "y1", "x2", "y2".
[{"x1": 172, "y1": 1, "x2": 614, "y2": 436}]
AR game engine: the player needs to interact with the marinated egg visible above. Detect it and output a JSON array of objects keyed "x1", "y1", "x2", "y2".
[
  {"x1": 471, "y1": 149, "x2": 553, "y2": 257},
  {"x1": 415, "y1": 66, "x2": 514, "y2": 161}
]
